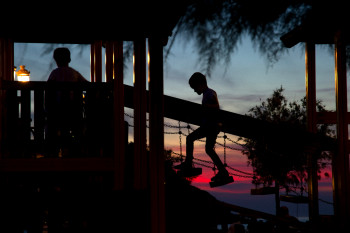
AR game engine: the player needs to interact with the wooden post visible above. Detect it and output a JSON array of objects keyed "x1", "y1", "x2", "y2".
[
  {"x1": 90, "y1": 43, "x2": 95, "y2": 82},
  {"x1": 305, "y1": 42, "x2": 319, "y2": 222},
  {"x1": 148, "y1": 37, "x2": 165, "y2": 233},
  {"x1": 113, "y1": 41, "x2": 125, "y2": 190},
  {"x1": 133, "y1": 39, "x2": 147, "y2": 190},
  {"x1": 34, "y1": 89, "x2": 45, "y2": 145},
  {"x1": 21, "y1": 90, "x2": 31, "y2": 146},
  {"x1": 333, "y1": 31, "x2": 350, "y2": 230},
  {"x1": 0, "y1": 38, "x2": 14, "y2": 81},
  {"x1": 0, "y1": 38, "x2": 5, "y2": 159},
  {"x1": 90, "y1": 41, "x2": 102, "y2": 82},
  {"x1": 94, "y1": 41, "x2": 102, "y2": 83},
  {"x1": 0, "y1": 38, "x2": 14, "y2": 159},
  {"x1": 105, "y1": 41, "x2": 114, "y2": 83}
]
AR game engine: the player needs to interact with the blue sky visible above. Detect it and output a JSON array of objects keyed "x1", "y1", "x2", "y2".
[
  {"x1": 164, "y1": 35, "x2": 337, "y2": 113},
  {"x1": 14, "y1": 36, "x2": 337, "y2": 114},
  {"x1": 13, "y1": 35, "x2": 337, "y2": 219}
]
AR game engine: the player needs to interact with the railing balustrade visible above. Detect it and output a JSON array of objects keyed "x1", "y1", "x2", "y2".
[{"x1": 1, "y1": 81, "x2": 117, "y2": 159}]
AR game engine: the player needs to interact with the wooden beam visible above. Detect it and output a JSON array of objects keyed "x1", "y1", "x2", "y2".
[
  {"x1": 161, "y1": 92, "x2": 335, "y2": 150},
  {"x1": 122, "y1": 83, "x2": 335, "y2": 151},
  {"x1": 333, "y1": 30, "x2": 350, "y2": 230},
  {"x1": 90, "y1": 41, "x2": 102, "y2": 82},
  {"x1": 316, "y1": 111, "x2": 337, "y2": 124},
  {"x1": 0, "y1": 38, "x2": 14, "y2": 159},
  {"x1": 94, "y1": 41, "x2": 102, "y2": 83},
  {"x1": 316, "y1": 111, "x2": 350, "y2": 124},
  {"x1": 113, "y1": 41, "x2": 125, "y2": 190},
  {"x1": 105, "y1": 41, "x2": 114, "y2": 82},
  {"x1": 133, "y1": 39, "x2": 147, "y2": 190},
  {"x1": 306, "y1": 42, "x2": 317, "y2": 133},
  {"x1": 1, "y1": 80, "x2": 336, "y2": 151},
  {"x1": 148, "y1": 38, "x2": 166, "y2": 233},
  {"x1": 34, "y1": 89, "x2": 45, "y2": 143},
  {"x1": 21, "y1": 90, "x2": 31, "y2": 141},
  {"x1": 90, "y1": 43, "x2": 95, "y2": 82},
  {"x1": 305, "y1": 42, "x2": 319, "y2": 222}
]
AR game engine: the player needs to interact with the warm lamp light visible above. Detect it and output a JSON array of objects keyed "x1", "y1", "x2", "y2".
[
  {"x1": 16, "y1": 65, "x2": 30, "y2": 82},
  {"x1": 14, "y1": 66, "x2": 17, "y2": 80}
]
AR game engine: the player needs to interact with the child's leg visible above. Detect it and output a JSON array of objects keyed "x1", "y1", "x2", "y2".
[
  {"x1": 186, "y1": 127, "x2": 206, "y2": 164},
  {"x1": 205, "y1": 130, "x2": 227, "y2": 174}
]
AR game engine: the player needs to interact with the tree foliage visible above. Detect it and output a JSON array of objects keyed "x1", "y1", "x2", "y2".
[
  {"x1": 169, "y1": 0, "x2": 350, "y2": 77},
  {"x1": 239, "y1": 87, "x2": 333, "y2": 190},
  {"x1": 169, "y1": 0, "x2": 311, "y2": 77}
]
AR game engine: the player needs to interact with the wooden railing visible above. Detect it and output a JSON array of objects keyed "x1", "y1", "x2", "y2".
[
  {"x1": 1, "y1": 81, "x2": 117, "y2": 159},
  {"x1": 0, "y1": 81, "x2": 335, "y2": 171}
]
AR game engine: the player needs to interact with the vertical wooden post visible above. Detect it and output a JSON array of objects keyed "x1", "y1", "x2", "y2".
[
  {"x1": 305, "y1": 42, "x2": 319, "y2": 222},
  {"x1": 105, "y1": 41, "x2": 114, "y2": 83},
  {"x1": 333, "y1": 30, "x2": 350, "y2": 230},
  {"x1": 133, "y1": 39, "x2": 147, "y2": 190},
  {"x1": 0, "y1": 38, "x2": 5, "y2": 158},
  {"x1": 113, "y1": 41, "x2": 125, "y2": 190},
  {"x1": 21, "y1": 90, "x2": 31, "y2": 145},
  {"x1": 90, "y1": 41, "x2": 102, "y2": 83},
  {"x1": 90, "y1": 43, "x2": 95, "y2": 82},
  {"x1": 148, "y1": 37, "x2": 165, "y2": 233},
  {"x1": 0, "y1": 38, "x2": 14, "y2": 81},
  {"x1": 6, "y1": 39, "x2": 14, "y2": 81},
  {"x1": 0, "y1": 38, "x2": 14, "y2": 159},
  {"x1": 94, "y1": 41, "x2": 102, "y2": 83},
  {"x1": 34, "y1": 89, "x2": 45, "y2": 145}
]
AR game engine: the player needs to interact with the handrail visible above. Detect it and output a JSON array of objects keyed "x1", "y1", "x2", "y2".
[
  {"x1": 1, "y1": 80, "x2": 336, "y2": 152},
  {"x1": 1, "y1": 80, "x2": 111, "y2": 90}
]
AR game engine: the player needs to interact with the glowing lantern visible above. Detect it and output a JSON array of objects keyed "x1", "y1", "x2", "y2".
[
  {"x1": 16, "y1": 65, "x2": 30, "y2": 82},
  {"x1": 14, "y1": 66, "x2": 17, "y2": 80}
]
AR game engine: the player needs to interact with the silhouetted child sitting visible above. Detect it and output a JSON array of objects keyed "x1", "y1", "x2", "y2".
[{"x1": 177, "y1": 72, "x2": 232, "y2": 186}]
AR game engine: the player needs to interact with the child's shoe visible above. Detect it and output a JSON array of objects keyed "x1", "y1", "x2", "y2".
[
  {"x1": 210, "y1": 171, "x2": 234, "y2": 187},
  {"x1": 211, "y1": 170, "x2": 229, "y2": 181},
  {"x1": 174, "y1": 162, "x2": 202, "y2": 178}
]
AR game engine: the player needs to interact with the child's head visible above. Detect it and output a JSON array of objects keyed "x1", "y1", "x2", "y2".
[
  {"x1": 53, "y1": 47, "x2": 71, "y2": 67},
  {"x1": 189, "y1": 72, "x2": 207, "y2": 95}
]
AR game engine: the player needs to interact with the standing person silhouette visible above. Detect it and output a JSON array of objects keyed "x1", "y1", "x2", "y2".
[
  {"x1": 177, "y1": 72, "x2": 233, "y2": 186},
  {"x1": 48, "y1": 47, "x2": 87, "y2": 82},
  {"x1": 46, "y1": 47, "x2": 87, "y2": 157}
]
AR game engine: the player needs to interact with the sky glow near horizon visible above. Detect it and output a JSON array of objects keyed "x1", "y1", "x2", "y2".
[{"x1": 13, "y1": 34, "x2": 338, "y2": 219}]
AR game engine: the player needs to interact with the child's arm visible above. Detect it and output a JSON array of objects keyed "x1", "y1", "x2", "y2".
[
  {"x1": 203, "y1": 92, "x2": 220, "y2": 109},
  {"x1": 203, "y1": 102, "x2": 220, "y2": 109}
]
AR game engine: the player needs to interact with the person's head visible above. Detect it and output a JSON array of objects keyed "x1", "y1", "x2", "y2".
[
  {"x1": 53, "y1": 47, "x2": 71, "y2": 67},
  {"x1": 189, "y1": 72, "x2": 207, "y2": 95}
]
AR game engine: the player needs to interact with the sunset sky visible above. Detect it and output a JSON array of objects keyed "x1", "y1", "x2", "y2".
[{"x1": 14, "y1": 34, "x2": 336, "y2": 219}]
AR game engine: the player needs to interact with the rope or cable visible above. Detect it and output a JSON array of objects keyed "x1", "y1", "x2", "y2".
[
  {"x1": 126, "y1": 113, "x2": 332, "y2": 200},
  {"x1": 137, "y1": 114, "x2": 333, "y2": 202},
  {"x1": 125, "y1": 113, "x2": 263, "y2": 179}
]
